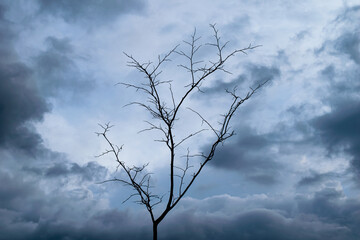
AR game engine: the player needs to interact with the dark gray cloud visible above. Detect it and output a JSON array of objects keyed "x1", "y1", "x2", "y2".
[
  {"x1": 334, "y1": 32, "x2": 360, "y2": 64},
  {"x1": 24, "y1": 211, "x2": 149, "y2": 240},
  {"x1": 0, "y1": 172, "x2": 40, "y2": 211},
  {"x1": 316, "y1": 6, "x2": 360, "y2": 66},
  {"x1": 202, "y1": 64, "x2": 279, "y2": 94},
  {"x1": 309, "y1": 6, "x2": 360, "y2": 181},
  {"x1": 0, "y1": 158, "x2": 138, "y2": 239},
  {"x1": 317, "y1": 31, "x2": 360, "y2": 65},
  {"x1": 0, "y1": 4, "x2": 16, "y2": 62},
  {"x1": 0, "y1": 3, "x2": 49, "y2": 154},
  {"x1": 208, "y1": 126, "x2": 281, "y2": 185},
  {"x1": 22, "y1": 161, "x2": 108, "y2": 182},
  {"x1": 297, "y1": 171, "x2": 337, "y2": 187},
  {"x1": 333, "y1": 6, "x2": 360, "y2": 65},
  {"x1": 296, "y1": 187, "x2": 360, "y2": 235},
  {"x1": 0, "y1": 210, "x2": 150, "y2": 240},
  {"x1": 33, "y1": 36, "x2": 94, "y2": 98},
  {"x1": 0, "y1": 157, "x2": 108, "y2": 210},
  {"x1": 0, "y1": 66, "x2": 48, "y2": 154},
  {"x1": 312, "y1": 101, "x2": 360, "y2": 180},
  {"x1": 312, "y1": 102, "x2": 360, "y2": 152},
  {"x1": 0, "y1": 169, "x2": 122, "y2": 240},
  {"x1": 247, "y1": 64, "x2": 280, "y2": 86},
  {"x1": 46, "y1": 161, "x2": 100, "y2": 179},
  {"x1": 37, "y1": 0, "x2": 146, "y2": 25}
]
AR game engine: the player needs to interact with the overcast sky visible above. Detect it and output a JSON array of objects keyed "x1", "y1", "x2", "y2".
[{"x1": 1, "y1": 0, "x2": 360, "y2": 239}]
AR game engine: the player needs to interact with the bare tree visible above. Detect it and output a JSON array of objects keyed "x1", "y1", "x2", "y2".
[{"x1": 96, "y1": 24, "x2": 267, "y2": 240}]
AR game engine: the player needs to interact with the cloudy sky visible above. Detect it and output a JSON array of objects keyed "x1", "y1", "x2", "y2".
[{"x1": 1, "y1": 0, "x2": 360, "y2": 239}]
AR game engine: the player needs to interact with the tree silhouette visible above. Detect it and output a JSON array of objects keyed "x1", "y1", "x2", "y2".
[{"x1": 97, "y1": 24, "x2": 267, "y2": 240}]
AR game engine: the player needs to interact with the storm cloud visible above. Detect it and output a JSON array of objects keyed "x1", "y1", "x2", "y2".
[
  {"x1": 37, "y1": 0, "x2": 146, "y2": 25},
  {"x1": 0, "y1": 3, "x2": 48, "y2": 154},
  {"x1": 202, "y1": 64, "x2": 280, "y2": 94},
  {"x1": 34, "y1": 36, "x2": 94, "y2": 98},
  {"x1": 310, "y1": 5, "x2": 360, "y2": 181},
  {"x1": 208, "y1": 126, "x2": 281, "y2": 185}
]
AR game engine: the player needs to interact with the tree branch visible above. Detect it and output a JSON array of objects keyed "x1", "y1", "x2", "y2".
[{"x1": 97, "y1": 25, "x2": 267, "y2": 233}]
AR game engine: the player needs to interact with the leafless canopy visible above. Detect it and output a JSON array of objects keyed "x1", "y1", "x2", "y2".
[{"x1": 96, "y1": 24, "x2": 267, "y2": 239}]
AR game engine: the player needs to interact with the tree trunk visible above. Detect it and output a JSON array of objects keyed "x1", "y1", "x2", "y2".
[{"x1": 153, "y1": 222, "x2": 158, "y2": 240}]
